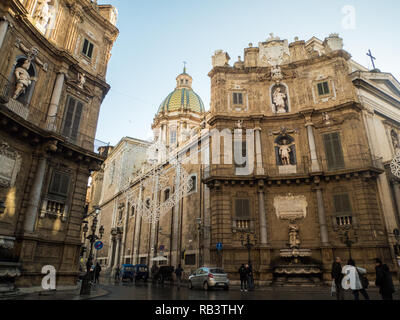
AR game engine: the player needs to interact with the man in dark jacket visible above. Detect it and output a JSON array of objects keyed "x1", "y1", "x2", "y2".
[
  {"x1": 331, "y1": 257, "x2": 344, "y2": 300},
  {"x1": 175, "y1": 264, "x2": 184, "y2": 290},
  {"x1": 94, "y1": 262, "x2": 102, "y2": 284},
  {"x1": 238, "y1": 264, "x2": 247, "y2": 292},
  {"x1": 375, "y1": 258, "x2": 395, "y2": 300}
]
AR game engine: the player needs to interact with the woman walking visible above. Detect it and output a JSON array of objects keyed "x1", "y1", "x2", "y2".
[
  {"x1": 375, "y1": 258, "x2": 395, "y2": 300},
  {"x1": 342, "y1": 259, "x2": 370, "y2": 300}
]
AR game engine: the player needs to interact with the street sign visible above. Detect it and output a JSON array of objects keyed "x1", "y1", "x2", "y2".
[
  {"x1": 94, "y1": 241, "x2": 103, "y2": 250},
  {"x1": 216, "y1": 242, "x2": 223, "y2": 251},
  {"x1": 159, "y1": 245, "x2": 165, "y2": 251}
]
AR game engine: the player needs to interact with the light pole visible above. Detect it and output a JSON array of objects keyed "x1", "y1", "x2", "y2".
[
  {"x1": 80, "y1": 206, "x2": 104, "y2": 295},
  {"x1": 240, "y1": 232, "x2": 257, "y2": 265},
  {"x1": 340, "y1": 225, "x2": 356, "y2": 260}
]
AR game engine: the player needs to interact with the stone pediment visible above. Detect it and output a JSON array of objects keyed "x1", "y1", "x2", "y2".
[{"x1": 370, "y1": 79, "x2": 400, "y2": 99}]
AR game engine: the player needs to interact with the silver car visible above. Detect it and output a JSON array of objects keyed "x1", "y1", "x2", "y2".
[{"x1": 188, "y1": 267, "x2": 229, "y2": 290}]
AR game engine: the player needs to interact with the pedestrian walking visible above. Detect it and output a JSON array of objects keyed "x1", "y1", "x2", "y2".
[
  {"x1": 94, "y1": 262, "x2": 102, "y2": 284},
  {"x1": 375, "y1": 258, "x2": 395, "y2": 300},
  {"x1": 239, "y1": 264, "x2": 247, "y2": 292},
  {"x1": 342, "y1": 259, "x2": 370, "y2": 300},
  {"x1": 175, "y1": 264, "x2": 184, "y2": 290},
  {"x1": 247, "y1": 264, "x2": 254, "y2": 291},
  {"x1": 114, "y1": 265, "x2": 120, "y2": 282},
  {"x1": 331, "y1": 257, "x2": 344, "y2": 300}
]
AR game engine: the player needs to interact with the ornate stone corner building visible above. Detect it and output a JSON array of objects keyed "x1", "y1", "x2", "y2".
[
  {"x1": 205, "y1": 33, "x2": 400, "y2": 285},
  {"x1": 0, "y1": 0, "x2": 118, "y2": 293}
]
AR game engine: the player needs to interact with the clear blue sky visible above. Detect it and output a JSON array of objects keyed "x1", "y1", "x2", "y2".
[{"x1": 97, "y1": 0, "x2": 400, "y2": 145}]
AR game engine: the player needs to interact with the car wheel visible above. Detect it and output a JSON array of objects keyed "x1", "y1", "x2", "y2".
[
  {"x1": 203, "y1": 281, "x2": 209, "y2": 291},
  {"x1": 188, "y1": 281, "x2": 193, "y2": 290}
]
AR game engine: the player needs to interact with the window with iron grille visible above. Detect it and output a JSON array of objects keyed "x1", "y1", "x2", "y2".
[
  {"x1": 233, "y1": 92, "x2": 243, "y2": 105},
  {"x1": 317, "y1": 81, "x2": 330, "y2": 96},
  {"x1": 62, "y1": 96, "x2": 83, "y2": 141},
  {"x1": 323, "y1": 132, "x2": 345, "y2": 170},
  {"x1": 140, "y1": 257, "x2": 147, "y2": 265}
]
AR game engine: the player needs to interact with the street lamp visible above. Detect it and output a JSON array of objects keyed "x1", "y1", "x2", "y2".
[
  {"x1": 240, "y1": 232, "x2": 257, "y2": 265},
  {"x1": 340, "y1": 225, "x2": 356, "y2": 260},
  {"x1": 0, "y1": 200, "x2": 6, "y2": 214},
  {"x1": 80, "y1": 206, "x2": 104, "y2": 295}
]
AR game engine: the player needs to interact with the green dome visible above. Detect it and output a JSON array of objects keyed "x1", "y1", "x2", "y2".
[{"x1": 157, "y1": 88, "x2": 205, "y2": 114}]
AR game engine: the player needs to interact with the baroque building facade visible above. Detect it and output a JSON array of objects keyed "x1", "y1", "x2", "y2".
[
  {"x1": 88, "y1": 34, "x2": 400, "y2": 286},
  {"x1": 0, "y1": 0, "x2": 118, "y2": 293}
]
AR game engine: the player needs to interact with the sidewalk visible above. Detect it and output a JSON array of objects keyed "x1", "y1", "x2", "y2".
[{"x1": 1, "y1": 282, "x2": 109, "y2": 300}]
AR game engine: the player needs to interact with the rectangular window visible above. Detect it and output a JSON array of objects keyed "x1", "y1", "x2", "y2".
[
  {"x1": 62, "y1": 96, "x2": 83, "y2": 141},
  {"x1": 184, "y1": 254, "x2": 196, "y2": 266},
  {"x1": 49, "y1": 171, "x2": 70, "y2": 197},
  {"x1": 82, "y1": 39, "x2": 95, "y2": 59},
  {"x1": 234, "y1": 140, "x2": 247, "y2": 168},
  {"x1": 336, "y1": 216, "x2": 353, "y2": 226},
  {"x1": 235, "y1": 199, "x2": 250, "y2": 219},
  {"x1": 139, "y1": 257, "x2": 147, "y2": 265},
  {"x1": 333, "y1": 194, "x2": 352, "y2": 214},
  {"x1": 323, "y1": 132, "x2": 345, "y2": 170},
  {"x1": 233, "y1": 92, "x2": 243, "y2": 105},
  {"x1": 189, "y1": 176, "x2": 197, "y2": 193},
  {"x1": 317, "y1": 81, "x2": 330, "y2": 96},
  {"x1": 170, "y1": 129, "x2": 177, "y2": 145}
]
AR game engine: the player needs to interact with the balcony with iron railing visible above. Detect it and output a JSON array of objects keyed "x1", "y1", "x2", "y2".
[
  {"x1": 203, "y1": 152, "x2": 384, "y2": 180},
  {"x1": 0, "y1": 72, "x2": 109, "y2": 154}
]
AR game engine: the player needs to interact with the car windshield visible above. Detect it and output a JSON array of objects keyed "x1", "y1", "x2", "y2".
[
  {"x1": 124, "y1": 267, "x2": 134, "y2": 271},
  {"x1": 209, "y1": 269, "x2": 225, "y2": 274},
  {"x1": 139, "y1": 267, "x2": 147, "y2": 272}
]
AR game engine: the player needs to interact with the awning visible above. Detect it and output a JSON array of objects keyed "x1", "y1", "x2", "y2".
[{"x1": 151, "y1": 256, "x2": 168, "y2": 262}]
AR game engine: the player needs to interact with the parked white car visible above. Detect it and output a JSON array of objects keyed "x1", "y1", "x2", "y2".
[{"x1": 188, "y1": 267, "x2": 229, "y2": 290}]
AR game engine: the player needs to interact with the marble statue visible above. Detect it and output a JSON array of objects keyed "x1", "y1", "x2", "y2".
[
  {"x1": 273, "y1": 87, "x2": 287, "y2": 113},
  {"x1": 34, "y1": 0, "x2": 52, "y2": 31},
  {"x1": 13, "y1": 60, "x2": 32, "y2": 100},
  {"x1": 78, "y1": 73, "x2": 86, "y2": 89},
  {"x1": 289, "y1": 223, "x2": 301, "y2": 249},
  {"x1": 279, "y1": 139, "x2": 292, "y2": 165}
]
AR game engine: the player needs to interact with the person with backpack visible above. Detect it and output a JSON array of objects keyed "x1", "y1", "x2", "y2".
[
  {"x1": 342, "y1": 259, "x2": 370, "y2": 300},
  {"x1": 375, "y1": 258, "x2": 395, "y2": 300}
]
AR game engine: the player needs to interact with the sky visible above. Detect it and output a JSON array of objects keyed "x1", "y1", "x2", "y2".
[{"x1": 96, "y1": 0, "x2": 400, "y2": 146}]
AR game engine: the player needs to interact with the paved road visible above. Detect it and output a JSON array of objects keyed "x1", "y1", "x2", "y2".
[{"x1": 93, "y1": 279, "x2": 399, "y2": 300}]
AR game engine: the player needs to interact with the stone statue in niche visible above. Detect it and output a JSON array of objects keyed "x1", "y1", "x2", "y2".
[
  {"x1": 13, "y1": 60, "x2": 32, "y2": 100},
  {"x1": 288, "y1": 223, "x2": 301, "y2": 249},
  {"x1": 271, "y1": 84, "x2": 289, "y2": 113},
  {"x1": 275, "y1": 135, "x2": 296, "y2": 166},
  {"x1": 77, "y1": 73, "x2": 86, "y2": 89},
  {"x1": 279, "y1": 139, "x2": 292, "y2": 165},
  {"x1": 391, "y1": 130, "x2": 400, "y2": 153},
  {"x1": 34, "y1": 0, "x2": 53, "y2": 32}
]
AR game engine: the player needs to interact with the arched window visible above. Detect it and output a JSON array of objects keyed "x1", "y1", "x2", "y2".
[
  {"x1": 189, "y1": 175, "x2": 197, "y2": 193},
  {"x1": 131, "y1": 205, "x2": 135, "y2": 217},
  {"x1": 164, "y1": 189, "x2": 170, "y2": 201},
  {"x1": 145, "y1": 198, "x2": 151, "y2": 209}
]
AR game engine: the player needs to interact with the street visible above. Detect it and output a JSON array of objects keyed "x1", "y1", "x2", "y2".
[{"x1": 89, "y1": 278, "x2": 398, "y2": 301}]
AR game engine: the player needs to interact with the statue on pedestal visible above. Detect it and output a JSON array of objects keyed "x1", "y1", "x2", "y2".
[
  {"x1": 13, "y1": 60, "x2": 32, "y2": 100},
  {"x1": 279, "y1": 139, "x2": 292, "y2": 166},
  {"x1": 288, "y1": 223, "x2": 301, "y2": 249},
  {"x1": 34, "y1": 0, "x2": 53, "y2": 32}
]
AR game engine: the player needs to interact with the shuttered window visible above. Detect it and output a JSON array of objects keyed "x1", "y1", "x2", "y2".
[
  {"x1": 62, "y1": 96, "x2": 83, "y2": 141},
  {"x1": 233, "y1": 92, "x2": 243, "y2": 105},
  {"x1": 333, "y1": 194, "x2": 352, "y2": 214},
  {"x1": 317, "y1": 81, "x2": 330, "y2": 96},
  {"x1": 49, "y1": 171, "x2": 70, "y2": 197},
  {"x1": 185, "y1": 254, "x2": 196, "y2": 266},
  {"x1": 323, "y1": 132, "x2": 345, "y2": 170},
  {"x1": 234, "y1": 140, "x2": 247, "y2": 167},
  {"x1": 235, "y1": 199, "x2": 250, "y2": 219}
]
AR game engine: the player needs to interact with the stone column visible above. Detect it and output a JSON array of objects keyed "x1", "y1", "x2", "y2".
[
  {"x1": 149, "y1": 176, "x2": 159, "y2": 262},
  {"x1": 119, "y1": 199, "x2": 130, "y2": 266},
  {"x1": 112, "y1": 232, "x2": 122, "y2": 277},
  {"x1": 133, "y1": 186, "x2": 143, "y2": 264},
  {"x1": 172, "y1": 165, "x2": 181, "y2": 266},
  {"x1": 305, "y1": 121, "x2": 321, "y2": 172},
  {"x1": 314, "y1": 186, "x2": 329, "y2": 245},
  {"x1": 255, "y1": 127, "x2": 265, "y2": 175},
  {"x1": 0, "y1": 18, "x2": 10, "y2": 50},
  {"x1": 23, "y1": 156, "x2": 48, "y2": 233},
  {"x1": 392, "y1": 182, "x2": 400, "y2": 226},
  {"x1": 258, "y1": 183, "x2": 268, "y2": 245},
  {"x1": 47, "y1": 72, "x2": 65, "y2": 131}
]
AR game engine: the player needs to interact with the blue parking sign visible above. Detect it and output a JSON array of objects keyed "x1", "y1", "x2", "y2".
[
  {"x1": 94, "y1": 241, "x2": 103, "y2": 250},
  {"x1": 216, "y1": 242, "x2": 223, "y2": 251}
]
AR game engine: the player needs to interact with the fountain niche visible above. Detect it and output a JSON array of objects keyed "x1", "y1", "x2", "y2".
[{"x1": 272, "y1": 194, "x2": 323, "y2": 285}]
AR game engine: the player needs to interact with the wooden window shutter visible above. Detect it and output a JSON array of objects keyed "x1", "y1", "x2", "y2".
[
  {"x1": 323, "y1": 132, "x2": 344, "y2": 170},
  {"x1": 49, "y1": 172, "x2": 70, "y2": 197},
  {"x1": 235, "y1": 199, "x2": 250, "y2": 219},
  {"x1": 62, "y1": 97, "x2": 76, "y2": 136},
  {"x1": 70, "y1": 102, "x2": 83, "y2": 140},
  {"x1": 333, "y1": 194, "x2": 352, "y2": 214}
]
